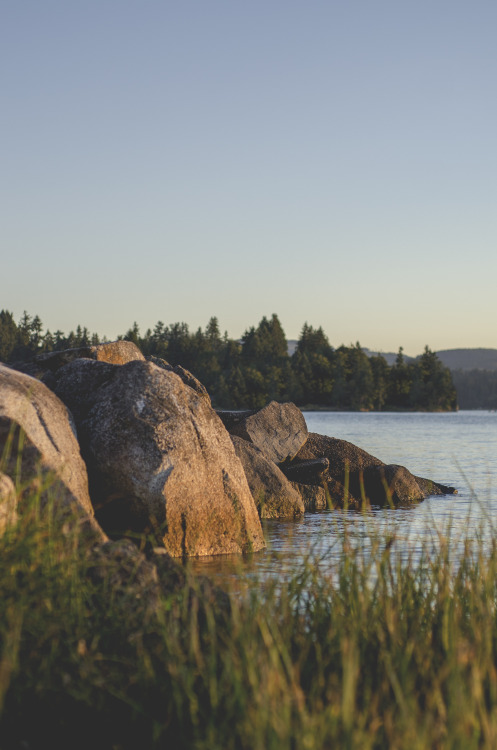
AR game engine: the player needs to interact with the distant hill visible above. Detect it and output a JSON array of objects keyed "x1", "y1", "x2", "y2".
[
  {"x1": 362, "y1": 348, "x2": 415, "y2": 366},
  {"x1": 364, "y1": 348, "x2": 497, "y2": 371},
  {"x1": 287, "y1": 343, "x2": 497, "y2": 372},
  {"x1": 287, "y1": 340, "x2": 298, "y2": 356},
  {"x1": 287, "y1": 342, "x2": 414, "y2": 364},
  {"x1": 434, "y1": 349, "x2": 497, "y2": 372}
]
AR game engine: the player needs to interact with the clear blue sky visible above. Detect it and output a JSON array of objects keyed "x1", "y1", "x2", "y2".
[{"x1": 2, "y1": 0, "x2": 496, "y2": 356}]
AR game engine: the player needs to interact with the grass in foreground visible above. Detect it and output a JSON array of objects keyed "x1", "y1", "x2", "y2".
[{"x1": 2, "y1": 494, "x2": 497, "y2": 749}]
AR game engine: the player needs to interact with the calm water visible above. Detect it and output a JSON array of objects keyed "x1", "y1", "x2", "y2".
[{"x1": 191, "y1": 410, "x2": 497, "y2": 584}]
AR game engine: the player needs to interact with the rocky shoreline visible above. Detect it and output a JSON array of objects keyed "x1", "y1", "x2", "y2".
[{"x1": 1, "y1": 341, "x2": 457, "y2": 560}]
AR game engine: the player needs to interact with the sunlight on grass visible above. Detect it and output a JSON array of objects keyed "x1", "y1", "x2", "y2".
[{"x1": 2, "y1": 485, "x2": 497, "y2": 749}]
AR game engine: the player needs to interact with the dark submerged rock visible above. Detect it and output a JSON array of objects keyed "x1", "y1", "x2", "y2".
[
  {"x1": 359, "y1": 464, "x2": 425, "y2": 506},
  {"x1": 294, "y1": 431, "x2": 456, "y2": 507},
  {"x1": 415, "y1": 476, "x2": 458, "y2": 496},
  {"x1": 280, "y1": 457, "x2": 330, "y2": 485},
  {"x1": 296, "y1": 433, "x2": 384, "y2": 478}
]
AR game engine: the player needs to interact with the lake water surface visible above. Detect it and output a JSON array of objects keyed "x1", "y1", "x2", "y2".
[{"x1": 191, "y1": 410, "x2": 497, "y2": 584}]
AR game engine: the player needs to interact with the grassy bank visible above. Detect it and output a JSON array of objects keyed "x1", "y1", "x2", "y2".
[{"x1": 2, "y1": 494, "x2": 497, "y2": 749}]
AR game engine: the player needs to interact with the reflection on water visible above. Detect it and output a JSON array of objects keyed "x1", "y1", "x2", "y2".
[{"x1": 190, "y1": 411, "x2": 497, "y2": 587}]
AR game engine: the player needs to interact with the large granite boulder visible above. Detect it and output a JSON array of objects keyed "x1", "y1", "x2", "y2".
[
  {"x1": 0, "y1": 364, "x2": 105, "y2": 541},
  {"x1": 147, "y1": 356, "x2": 210, "y2": 403},
  {"x1": 231, "y1": 435, "x2": 304, "y2": 519},
  {"x1": 217, "y1": 401, "x2": 308, "y2": 464},
  {"x1": 294, "y1": 432, "x2": 456, "y2": 507},
  {"x1": 13, "y1": 340, "x2": 145, "y2": 380},
  {"x1": 50, "y1": 359, "x2": 265, "y2": 557}
]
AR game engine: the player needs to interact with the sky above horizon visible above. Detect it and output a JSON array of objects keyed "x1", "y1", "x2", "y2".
[{"x1": 2, "y1": 0, "x2": 496, "y2": 357}]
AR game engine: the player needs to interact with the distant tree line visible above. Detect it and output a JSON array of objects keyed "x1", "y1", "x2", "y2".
[
  {"x1": 451, "y1": 369, "x2": 497, "y2": 410},
  {"x1": 0, "y1": 309, "x2": 102, "y2": 363},
  {"x1": 0, "y1": 309, "x2": 458, "y2": 411}
]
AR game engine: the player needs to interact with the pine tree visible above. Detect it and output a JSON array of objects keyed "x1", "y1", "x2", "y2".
[{"x1": 0, "y1": 310, "x2": 18, "y2": 361}]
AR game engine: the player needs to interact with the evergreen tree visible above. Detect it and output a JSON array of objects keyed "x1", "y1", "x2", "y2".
[
  {"x1": 409, "y1": 346, "x2": 457, "y2": 411},
  {"x1": 224, "y1": 366, "x2": 248, "y2": 408},
  {"x1": 387, "y1": 348, "x2": 413, "y2": 408},
  {"x1": 53, "y1": 330, "x2": 66, "y2": 350},
  {"x1": 0, "y1": 310, "x2": 18, "y2": 362},
  {"x1": 150, "y1": 321, "x2": 168, "y2": 359},
  {"x1": 295, "y1": 323, "x2": 332, "y2": 357},
  {"x1": 329, "y1": 348, "x2": 348, "y2": 408},
  {"x1": 29, "y1": 315, "x2": 43, "y2": 350},
  {"x1": 41, "y1": 330, "x2": 55, "y2": 353},
  {"x1": 451, "y1": 369, "x2": 497, "y2": 409},
  {"x1": 345, "y1": 343, "x2": 374, "y2": 410},
  {"x1": 240, "y1": 314, "x2": 289, "y2": 403},
  {"x1": 370, "y1": 355, "x2": 389, "y2": 410},
  {"x1": 242, "y1": 314, "x2": 287, "y2": 367},
  {"x1": 205, "y1": 317, "x2": 222, "y2": 349},
  {"x1": 124, "y1": 322, "x2": 141, "y2": 347},
  {"x1": 12, "y1": 311, "x2": 33, "y2": 360}
]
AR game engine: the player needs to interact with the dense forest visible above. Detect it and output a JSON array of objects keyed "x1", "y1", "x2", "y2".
[
  {"x1": 451, "y1": 369, "x2": 497, "y2": 410},
  {"x1": 0, "y1": 309, "x2": 458, "y2": 411}
]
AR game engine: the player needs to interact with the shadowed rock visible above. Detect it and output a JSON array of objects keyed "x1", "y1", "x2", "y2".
[
  {"x1": 87, "y1": 539, "x2": 162, "y2": 619},
  {"x1": 296, "y1": 433, "x2": 384, "y2": 478},
  {"x1": 217, "y1": 401, "x2": 308, "y2": 463},
  {"x1": 359, "y1": 464, "x2": 425, "y2": 506},
  {"x1": 215, "y1": 409, "x2": 256, "y2": 431},
  {"x1": 231, "y1": 435, "x2": 304, "y2": 518},
  {"x1": 415, "y1": 476, "x2": 458, "y2": 496},
  {"x1": 50, "y1": 359, "x2": 265, "y2": 557},
  {"x1": 150, "y1": 547, "x2": 231, "y2": 612},
  {"x1": 290, "y1": 482, "x2": 328, "y2": 511},
  {"x1": 294, "y1": 431, "x2": 457, "y2": 507},
  {"x1": 280, "y1": 457, "x2": 330, "y2": 485},
  {"x1": 0, "y1": 364, "x2": 105, "y2": 543},
  {"x1": 88, "y1": 540, "x2": 231, "y2": 622}
]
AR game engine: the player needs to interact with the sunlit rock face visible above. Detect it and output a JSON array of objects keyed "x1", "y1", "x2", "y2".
[
  {"x1": 0, "y1": 364, "x2": 104, "y2": 542},
  {"x1": 50, "y1": 359, "x2": 265, "y2": 557},
  {"x1": 11, "y1": 340, "x2": 146, "y2": 381}
]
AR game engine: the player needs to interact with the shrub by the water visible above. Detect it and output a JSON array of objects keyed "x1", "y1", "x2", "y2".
[{"x1": 2, "y1": 488, "x2": 497, "y2": 748}]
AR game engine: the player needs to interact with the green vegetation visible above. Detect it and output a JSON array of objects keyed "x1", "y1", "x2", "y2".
[
  {"x1": 0, "y1": 309, "x2": 457, "y2": 411},
  {"x1": 2, "y1": 487, "x2": 497, "y2": 748}
]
